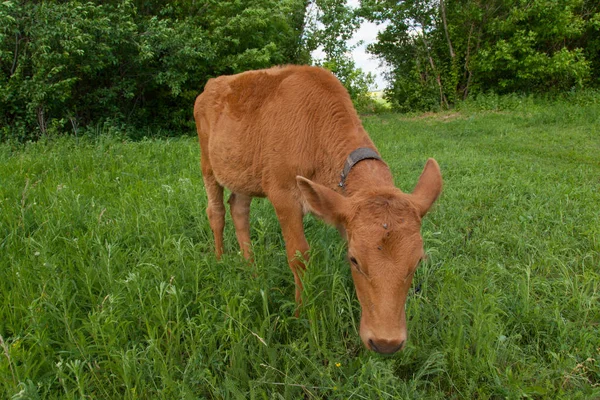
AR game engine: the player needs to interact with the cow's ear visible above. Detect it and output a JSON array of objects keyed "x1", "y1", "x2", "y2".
[
  {"x1": 296, "y1": 176, "x2": 350, "y2": 226},
  {"x1": 410, "y1": 158, "x2": 442, "y2": 217}
]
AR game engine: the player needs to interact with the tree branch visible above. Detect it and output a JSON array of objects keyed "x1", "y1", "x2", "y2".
[
  {"x1": 440, "y1": 0, "x2": 455, "y2": 59},
  {"x1": 10, "y1": 32, "x2": 20, "y2": 76}
]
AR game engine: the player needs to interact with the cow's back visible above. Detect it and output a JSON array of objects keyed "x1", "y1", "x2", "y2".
[{"x1": 194, "y1": 66, "x2": 373, "y2": 198}]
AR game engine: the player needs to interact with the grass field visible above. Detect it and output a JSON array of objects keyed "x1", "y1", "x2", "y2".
[{"x1": 1, "y1": 97, "x2": 599, "y2": 398}]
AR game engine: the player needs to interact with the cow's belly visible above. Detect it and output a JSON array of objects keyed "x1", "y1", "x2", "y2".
[{"x1": 207, "y1": 125, "x2": 266, "y2": 197}]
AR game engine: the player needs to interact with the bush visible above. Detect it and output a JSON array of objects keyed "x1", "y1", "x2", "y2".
[
  {"x1": 361, "y1": 0, "x2": 600, "y2": 113},
  {"x1": 0, "y1": 0, "x2": 312, "y2": 141}
]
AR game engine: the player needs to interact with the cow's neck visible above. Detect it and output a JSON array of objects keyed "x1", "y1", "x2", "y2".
[
  {"x1": 323, "y1": 124, "x2": 395, "y2": 196},
  {"x1": 340, "y1": 156, "x2": 395, "y2": 196}
]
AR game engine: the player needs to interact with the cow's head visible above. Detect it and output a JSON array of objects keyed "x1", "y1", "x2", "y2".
[{"x1": 297, "y1": 159, "x2": 442, "y2": 354}]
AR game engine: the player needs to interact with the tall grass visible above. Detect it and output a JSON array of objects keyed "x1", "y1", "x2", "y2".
[{"x1": 1, "y1": 99, "x2": 599, "y2": 398}]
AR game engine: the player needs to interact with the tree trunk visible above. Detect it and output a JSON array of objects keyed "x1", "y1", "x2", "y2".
[{"x1": 420, "y1": 32, "x2": 449, "y2": 109}]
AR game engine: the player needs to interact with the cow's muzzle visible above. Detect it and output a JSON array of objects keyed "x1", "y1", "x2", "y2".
[{"x1": 367, "y1": 337, "x2": 405, "y2": 354}]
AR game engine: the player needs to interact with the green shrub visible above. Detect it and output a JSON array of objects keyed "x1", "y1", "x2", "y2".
[{"x1": 0, "y1": 0, "x2": 313, "y2": 141}]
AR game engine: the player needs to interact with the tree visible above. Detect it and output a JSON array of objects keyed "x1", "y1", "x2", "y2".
[
  {"x1": 0, "y1": 0, "x2": 315, "y2": 140},
  {"x1": 361, "y1": 0, "x2": 599, "y2": 112},
  {"x1": 307, "y1": 0, "x2": 377, "y2": 111}
]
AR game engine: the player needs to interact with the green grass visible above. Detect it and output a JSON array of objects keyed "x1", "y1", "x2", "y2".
[{"x1": 1, "y1": 98, "x2": 599, "y2": 398}]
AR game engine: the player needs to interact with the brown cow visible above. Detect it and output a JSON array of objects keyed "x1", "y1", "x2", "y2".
[{"x1": 194, "y1": 65, "x2": 442, "y2": 354}]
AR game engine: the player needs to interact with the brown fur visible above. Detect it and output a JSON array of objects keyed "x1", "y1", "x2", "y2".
[{"x1": 194, "y1": 65, "x2": 442, "y2": 353}]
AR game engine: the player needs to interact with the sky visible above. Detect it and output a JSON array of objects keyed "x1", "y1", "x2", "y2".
[
  {"x1": 312, "y1": 0, "x2": 389, "y2": 91},
  {"x1": 347, "y1": 0, "x2": 389, "y2": 91}
]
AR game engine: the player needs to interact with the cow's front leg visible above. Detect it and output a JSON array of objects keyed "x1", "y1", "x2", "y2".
[{"x1": 271, "y1": 196, "x2": 309, "y2": 310}]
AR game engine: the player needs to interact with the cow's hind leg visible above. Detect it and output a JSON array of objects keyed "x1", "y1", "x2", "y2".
[
  {"x1": 271, "y1": 195, "x2": 309, "y2": 312},
  {"x1": 228, "y1": 193, "x2": 253, "y2": 260},
  {"x1": 201, "y1": 161, "x2": 226, "y2": 259}
]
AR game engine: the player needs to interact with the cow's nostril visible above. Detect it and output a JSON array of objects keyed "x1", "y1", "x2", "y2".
[{"x1": 368, "y1": 338, "x2": 379, "y2": 353}]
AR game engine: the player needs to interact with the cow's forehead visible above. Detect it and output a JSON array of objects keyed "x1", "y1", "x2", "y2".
[
  {"x1": 349, "y1": 223, "x2": 422, "y2": 254},
  {"x1": 349, "y1": 191, "x2": 421, "y2": 228},
  {"x1": 347, "y1": 192, "x2": 423, "y2": 260}
]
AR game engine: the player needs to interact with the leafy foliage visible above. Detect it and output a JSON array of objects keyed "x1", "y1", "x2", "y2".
[
  {"x1": 308, "y1": 0, "x2": 379, "y2": 112},
  {"x1": 0, "y1": 0, "x2": 314, "y2": 141},
  {"x1": 361, "y1": 0, "x2": 600, "y2": 111},
  {"x1": 0, "y1": 0, "x2": 381, "y2": 140},
  {"x1": 4, "y1": 0, "x2": 598, "y2": 137}
]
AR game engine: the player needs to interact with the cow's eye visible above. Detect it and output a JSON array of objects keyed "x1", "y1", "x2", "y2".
[
  {"x1": 349, "y1": 256, "x2": 362, "y2": 272},
  {"x1": 348, "y1": 255, "x2": 369, "y2": 277}
]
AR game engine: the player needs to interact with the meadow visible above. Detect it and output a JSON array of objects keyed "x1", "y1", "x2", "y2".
[{"x1": 1, "y1": 96, "x2": 599, "y2": 398}]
